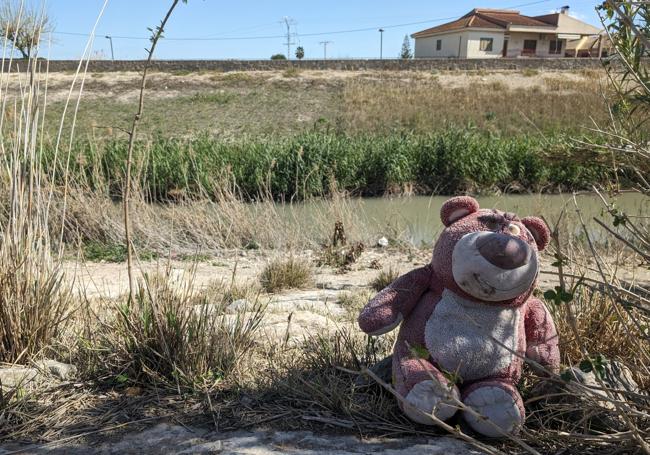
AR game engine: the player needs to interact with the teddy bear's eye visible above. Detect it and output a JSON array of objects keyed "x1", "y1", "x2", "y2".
[{"x1": 508, "y1": 224, "x2": 521, "y2": 236}]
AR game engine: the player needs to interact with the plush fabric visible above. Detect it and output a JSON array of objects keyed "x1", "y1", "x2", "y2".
[
  {"x1": 358, "y1": 196, "x2": 559, "y2": 437},
  {"x1": 425, "y1": 290, "x2": 520, "y2": 381}
]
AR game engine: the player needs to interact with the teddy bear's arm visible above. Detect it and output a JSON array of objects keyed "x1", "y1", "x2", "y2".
[
  {"x1": 358, "y1": 264, "x2": 432, "y2": 336},
  {"x1": 524, "y1": 298, "x2": 560, "y2": 373}
]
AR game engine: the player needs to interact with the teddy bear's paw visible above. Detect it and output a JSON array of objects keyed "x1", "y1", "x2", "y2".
[
  {"x1": 403, "y1": 380, "x2": 460, "y2": 425},
  {"x1": 462, "y1": 385, "x2": 524, "y2": 437}
]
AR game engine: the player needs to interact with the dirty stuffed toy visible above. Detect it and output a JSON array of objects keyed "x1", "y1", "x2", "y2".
[{"x1": 358, "y1": 196, "x2": 560, "y2": 437}]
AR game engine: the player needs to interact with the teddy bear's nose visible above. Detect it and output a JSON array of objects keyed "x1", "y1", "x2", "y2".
[{"x1": 477, "y1": 233, "x2": 529, "y2": 270}]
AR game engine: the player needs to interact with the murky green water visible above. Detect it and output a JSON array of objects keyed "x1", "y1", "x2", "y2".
[{"x1": 284, "y1": 192, "x2": 649, "y2": 246}]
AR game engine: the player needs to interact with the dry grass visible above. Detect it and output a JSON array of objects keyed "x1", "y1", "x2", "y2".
[
  {"x1": 369, "y1": 267, "x2": 400, "y2": 292},
  {"x1": 38, "y1": 69, "x2": 615, "y2": 138},
  {"x1": 259, "y1": 257, "x2": 313, "y2": 293},
  {"x1": 342, "y1": 75, "x2": 612, "y2": 135},
  {"x1": 86, "y1": 269, "x2": 266, "y2": 390}
]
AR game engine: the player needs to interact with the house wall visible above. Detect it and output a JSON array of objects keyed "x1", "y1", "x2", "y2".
[
  {"x1": 555, "y1": 14, "x2": 601, "y2": 35},
  {"x1": 465, "y1": 31, "x2": 506, "y2": 58},
  {"x1": 414, "y1": 32, "x2": 465, "y2": 58},
  {"x1": 505, "y1": 32, "x2": 565, "y2": 58}
]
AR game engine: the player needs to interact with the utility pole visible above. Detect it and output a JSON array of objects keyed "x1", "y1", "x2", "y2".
[
  {"x1": 105, "y1": 35, "x2": 114, "y2": 61},
  {"x1": 379, "y1": 28, "x2": 384, "y2": 59},
  {"x1": 319, "y1": 40, "x2": 332, "y2": 59},
  {"x1": 282, "y1": 16, "x2": 296, "y2": 60}
]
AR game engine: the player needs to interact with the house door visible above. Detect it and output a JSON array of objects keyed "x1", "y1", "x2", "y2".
[
  {"x1": 502, "y1": 39, "x2": 509, "y2": 57},
  {"x1": 523, "y1": 40, "x2": 537, "y2": 56}
]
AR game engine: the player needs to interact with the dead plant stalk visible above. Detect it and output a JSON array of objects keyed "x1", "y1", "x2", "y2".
[{"x1": 123, "y1": 0, "x2": 183, "y2": 301}]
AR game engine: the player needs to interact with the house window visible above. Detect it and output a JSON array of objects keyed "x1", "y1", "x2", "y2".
[
  {"x1": 549, "y1": 40, "x2": 562, "y2": 54},
  {"x1": 479, "y1": 38, "x2": 493, "y2": 52},
  {"x1": 436, "y1": 39, "x2": 442, "y2": 51},
  {"x1": 523, "y1": 39, "x2": 537, "y2": 55}
]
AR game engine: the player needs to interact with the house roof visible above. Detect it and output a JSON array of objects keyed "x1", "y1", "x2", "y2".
[{"x1": 412, "y1": 8, "x2": 559, "y2": 38}]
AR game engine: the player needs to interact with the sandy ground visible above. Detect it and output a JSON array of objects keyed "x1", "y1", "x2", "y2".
[{"x1": 62, "y1": 248, "x2": 650, "y2": 344}]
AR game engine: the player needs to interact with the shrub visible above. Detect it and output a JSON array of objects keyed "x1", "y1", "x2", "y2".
[
  {"x1": 271, "y1": 54, "x2": 287, "y2": 60},
  {"x1": 259, "y1": 257, "x2": 312, "y2": 293},
  {"x1": 107, "y1": 270, "x2": 265, "y2": 389},
  {"x1": 370, "y1": 267, "x2": 400, "y2": 292}
]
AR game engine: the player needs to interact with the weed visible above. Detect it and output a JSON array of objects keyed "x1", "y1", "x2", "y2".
[
  {"x1": 369, "y1": 267, "x2": 400, "y2": 291},
  {"x1": 544, "y1": 76, "x2": 574, "y2": 92},
  {"x1": 105, "y1": 269, "x2": 265, "y2": 389},
  {"x1": 189, "y1": 91, "x2": 236, "y2": 104},
  {"x1": 259, "y1": 257, "x2": 313, "y2": 293},
  {"x1": 522, "y1": 68, "x2": 539, "y2": 77},
  {"x1": 83, "y1": 241, "x2": 158, "y2": 262},
  {"x1": 282, "y1": 67, "x2": 301, "y2": 78}
]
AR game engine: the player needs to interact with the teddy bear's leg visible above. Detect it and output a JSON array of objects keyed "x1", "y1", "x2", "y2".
[
  {"x1": 461, "y1": 380, "x2": 525, "y2": 437},
  {"x1": 394, "y1": 355, "x2": 460, "y2": 425}
]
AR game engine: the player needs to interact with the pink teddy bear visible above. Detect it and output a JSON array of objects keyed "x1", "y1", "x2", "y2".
[{"x1": 359, "y1": 196, "x2": 560, "y2": 437}]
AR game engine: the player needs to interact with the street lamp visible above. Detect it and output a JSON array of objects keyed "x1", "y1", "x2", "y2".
[
  {"x1": 105, "y1": 35, "x2": 114, "y2": 61},
  {"x1": 379, "y1": 28, "x2": 384, "y2": 60}
]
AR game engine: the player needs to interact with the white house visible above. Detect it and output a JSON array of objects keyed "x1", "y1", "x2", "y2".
[{"x1": 411, "y1": 7, "x2": 601, "y2": 59}]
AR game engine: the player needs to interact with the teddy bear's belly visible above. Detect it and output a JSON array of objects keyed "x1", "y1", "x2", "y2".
[{"x1": 424, "y1": 289, "x2": 520, "y2": 382}]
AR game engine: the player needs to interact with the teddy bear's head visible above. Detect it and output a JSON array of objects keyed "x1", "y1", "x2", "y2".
[{"x1": 432, "y1": 196, "x2": 550, "y2": 307}]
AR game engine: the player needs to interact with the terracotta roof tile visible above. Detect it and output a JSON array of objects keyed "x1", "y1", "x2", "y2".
[{"x1": 411, "y1": 8, "x2": 553, "y2": 38}]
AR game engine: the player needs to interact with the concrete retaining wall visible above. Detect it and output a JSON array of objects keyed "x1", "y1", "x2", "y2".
[{"x1": 14, "y1": 58, "x2": 605, "y2": 73}]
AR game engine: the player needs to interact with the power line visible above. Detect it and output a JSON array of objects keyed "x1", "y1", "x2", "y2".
[{"x1": 51, "y1": 0, "x2": 552, "y2": 43}]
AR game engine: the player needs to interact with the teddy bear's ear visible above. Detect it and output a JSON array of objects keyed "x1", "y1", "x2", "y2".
[
  {"x1": 440, "y1": 196, "x2": 480, "y2": 227},
  {"x1": 522, "y1": 217, "x2": 550, "y2": 251}
]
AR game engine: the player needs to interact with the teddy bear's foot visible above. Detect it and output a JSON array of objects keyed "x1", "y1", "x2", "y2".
[
  {"x1": 403, "y1": 379, "x2": 460, "y2": 425},
  {"x1": 462, "y1": 381, "x2": 524, "y2": 437}
]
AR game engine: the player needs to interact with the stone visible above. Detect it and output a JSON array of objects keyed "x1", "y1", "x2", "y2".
[
  {"x1": 225, "y1": 298, "x2": 252, "y2": 313},
  {"x1": 377, "y1": 237, "x2": 389, "y2": 248},
  {"x1": 561, "y1": 360, "x2": 643, "y2": 406},
  {"x1": 0, "y1": 366, "x2": 38, "y2": 389},
  {"x1": 37, "y1": 359, "x2": 78, "y2": 381},
  {"x1": 355, "y1": 355, "x2": 393, "y2": 387}
]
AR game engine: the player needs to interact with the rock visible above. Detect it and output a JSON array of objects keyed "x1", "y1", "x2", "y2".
[
  {"x1": 225, "y1": 298, "x2": 251, "y2": 313},
  {"x1": 0, "y1": 366, "x2": 38, "y2": 389},
  {"x1": 37, "y1": 359, "x2": 78, "y2": 381},
  {"x1": 561, "y1": 360, "x2": 643, "y2": 406},
  {"x1": 377, "y1": 237, "x2": 389, "y2": 248},
  {"x1": 355, "y1": 355, "x2": 393, "y2": 387},
  {"x1": 530, "y1": 360, "x2": 647, "y2": 432}
]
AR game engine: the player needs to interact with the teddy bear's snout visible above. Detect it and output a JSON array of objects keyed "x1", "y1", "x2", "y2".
[{"x1": 477, "y1": 233, "x2": 530, "y2": 270}]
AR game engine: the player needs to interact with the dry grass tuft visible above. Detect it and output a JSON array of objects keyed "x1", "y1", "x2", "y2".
[
  {"x1": 369, "y1": 267, "x2": 400, "y2": 292},
  {"x1": 259, "y1": 257, "x2": 313, "y2": 293},
  {"x1": 95, "y1": 268, "x2": 266, "y2": 389}
]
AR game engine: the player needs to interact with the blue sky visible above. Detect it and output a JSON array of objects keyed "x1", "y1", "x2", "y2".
[{"x1": 39, "y1": 0, "x2": 603, "y2": 60}]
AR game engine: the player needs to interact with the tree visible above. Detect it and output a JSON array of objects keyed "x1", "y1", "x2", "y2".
[
  {"x1": 271, "y1": 53, "x2": 287, "y2": 60},
  {"x1": 295, "y1": 46, "x2": 305, "y2": 60},
  {"x1": 0, "y1": 1, "x2": 51, "y2": 59},
  {"x1": 400, "y1": 35, "x2": 413, "y2": 59}
]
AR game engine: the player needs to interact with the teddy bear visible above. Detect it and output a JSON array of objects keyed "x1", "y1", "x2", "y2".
[{"x1": 358, "y1": 196, "x2": 560, "y2": 437}]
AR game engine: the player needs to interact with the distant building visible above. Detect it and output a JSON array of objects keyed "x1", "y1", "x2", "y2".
[{"x1": 411, "y1": 6, "x2": 601, "y2": 59}]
